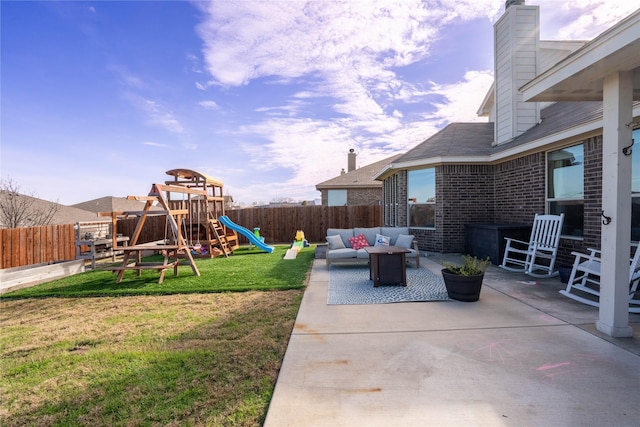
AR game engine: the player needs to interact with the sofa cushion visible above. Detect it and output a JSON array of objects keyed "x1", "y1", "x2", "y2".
[
  {"x1": 349, "y1": 234, "x2": 369, "y2": 250},
  {"x1": 374, "y1": 234, "x2": 390, "y2": 247},
  {"x1": 381, "y1": 227, "x2": 409, "y2": 246},
  {"x1": 395, "y1": 234, "x2": 414, "y2": 249},
  {"x1": 356, "y1": 248, "x2": 370, "y2": 259},
  {"x1": 327, "y1": 234, "x2": 346, "y2": 250},
  {"x1": 326, "y1": 248, "x2": 358, "y2": 259},
  {"x1": 327, "y1": 228, "x2": 355, "y2": 248},
  {"x1": 353, "y1": 227, "x2": 381, "y2": 246}
]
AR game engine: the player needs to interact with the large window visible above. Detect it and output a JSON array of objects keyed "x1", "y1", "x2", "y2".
[
  {"x1": 327, "y1": 190, "x2": 347, "y2": 206},
  {"x1": 547, "y1": 144, "x2": 584, "y2": 237},
  {"x1": 408, "y1": 168, "x2": 435, "y2": 228}
]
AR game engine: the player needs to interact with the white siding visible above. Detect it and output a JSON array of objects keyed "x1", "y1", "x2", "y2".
[
  {"x1": 494, "y1": 5, "x2": 540, "y2": 146},
  {"x1": 539, "y1": 42, "x2": 587, "y2": 73}
]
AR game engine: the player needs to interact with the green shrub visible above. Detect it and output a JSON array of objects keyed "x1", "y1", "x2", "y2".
[{"x1": 441, "y1": 255, "x2": 491, "y2": 276}]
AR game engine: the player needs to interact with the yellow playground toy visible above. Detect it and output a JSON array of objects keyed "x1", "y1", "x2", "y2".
[{"x1": 284, "y1": 230, "x2": 308, "y2": 260}]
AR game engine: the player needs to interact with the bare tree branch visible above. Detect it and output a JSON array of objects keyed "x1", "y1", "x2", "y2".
[{"x1": 0, "y1": 178, "x2": 61, "y2": 228}]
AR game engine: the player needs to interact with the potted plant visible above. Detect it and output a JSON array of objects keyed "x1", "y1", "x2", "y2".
[{"x1": 441, "y1": 255, "x2": 491, "y2": 302}]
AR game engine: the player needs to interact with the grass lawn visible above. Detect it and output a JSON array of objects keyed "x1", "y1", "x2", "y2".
[{"x1": 0, "y1": 245, "x2": 315, "y2": 426}]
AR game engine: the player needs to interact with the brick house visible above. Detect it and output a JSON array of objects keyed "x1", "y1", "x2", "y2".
[
  {"x1": 375, "y1": 2, "x2": 639, "y2": 335},
  {"x1": 316, "y1": 149, "x2": 401, "y2": 206}
]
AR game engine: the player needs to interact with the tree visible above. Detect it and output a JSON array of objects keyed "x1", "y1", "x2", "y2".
[{"x1": 0, "y1": 178, "x2": 61, "y2": 228}]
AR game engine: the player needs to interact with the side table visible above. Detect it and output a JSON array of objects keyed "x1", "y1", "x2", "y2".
[{"x1": 364, "y1": 246, "x2": 411, "y2": 287}]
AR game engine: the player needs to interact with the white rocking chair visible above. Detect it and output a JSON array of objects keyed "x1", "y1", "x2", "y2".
[
  {"x1": 559, "y1": 245, "x2": 640, "y2": 313},
  {"x1": 500, "y1": 214, "x2": 564, "y2": 278}
]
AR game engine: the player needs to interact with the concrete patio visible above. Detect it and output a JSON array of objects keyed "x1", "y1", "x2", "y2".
[{"x1": 264, "y1": 254, "x2": 640, "y2": 426}]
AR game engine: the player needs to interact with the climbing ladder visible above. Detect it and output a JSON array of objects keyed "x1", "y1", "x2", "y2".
[
  {"x1": 208, "y1": 218, "x2": 234, "y2": 257},
  {"x1": 163, "y1": 168, "x2": 239, "y2": 258}
]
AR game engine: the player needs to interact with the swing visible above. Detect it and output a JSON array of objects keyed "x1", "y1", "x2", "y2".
[{"x1": 192, "y1": 197, "x2": 202, "y2": 251}]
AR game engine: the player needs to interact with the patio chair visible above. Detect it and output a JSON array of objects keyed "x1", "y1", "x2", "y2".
[
  {"x1": 499, "y1": 214, "x2": 564, "y2": 278},
  {"x1": 559, "y1": 245, "x2": 640, "y2": 313}
]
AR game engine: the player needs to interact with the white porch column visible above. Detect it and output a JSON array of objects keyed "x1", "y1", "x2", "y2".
[{"x1": 596, "y1": 71, "x2": 634, "y2": 337}]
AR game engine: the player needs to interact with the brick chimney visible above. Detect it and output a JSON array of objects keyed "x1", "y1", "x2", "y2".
[{"x1": 347, "y1": 148, "x2": 357, "y2": 172}]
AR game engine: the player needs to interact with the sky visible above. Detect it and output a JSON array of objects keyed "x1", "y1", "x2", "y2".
[{"x1": 2, "y1": 0, "x2": 639, "y2": 207}]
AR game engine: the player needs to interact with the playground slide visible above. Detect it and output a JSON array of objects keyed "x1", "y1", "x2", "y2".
[{"x1": 218, "y1": 216, "x2": 275, "y2": 254}]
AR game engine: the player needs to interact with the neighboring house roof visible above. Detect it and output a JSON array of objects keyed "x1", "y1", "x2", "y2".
[
  {"x1": 0, "y1": 191, "x2": 100, "y2": 227},
  {"x1": 316, "y1": 154, "x2": 403, "y2": 190},
  {"x1": 52, "y1": 205, "x2": 103, "y2": 225},
  {"x1": 71, "y1": 196, "x2": 155, "y2": 214}
]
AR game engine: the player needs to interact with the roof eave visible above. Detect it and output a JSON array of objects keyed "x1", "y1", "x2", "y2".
[{"x1": 521, "y1": 9, "x2": 640, "y2": 102}]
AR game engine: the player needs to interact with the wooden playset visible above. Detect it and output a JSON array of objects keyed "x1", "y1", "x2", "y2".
[
  {"x1": 164, "y1": 168, "x2": 239, "y2": 257},
  {"x1": 100, "y1": 169, "x2": 239, "y2": 283}
]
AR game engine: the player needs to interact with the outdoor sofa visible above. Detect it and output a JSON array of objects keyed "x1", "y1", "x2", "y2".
[{"x1": 325, "y1": 227, "x2": 420, "y2": 267}]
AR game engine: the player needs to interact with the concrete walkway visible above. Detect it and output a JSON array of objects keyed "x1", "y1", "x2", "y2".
[{"x1": 264, "y1": 255, "x2": 640, "y2": 426}]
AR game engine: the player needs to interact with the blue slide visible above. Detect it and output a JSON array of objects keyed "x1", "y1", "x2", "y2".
[{"x1": 218, "y1": 215, "x2": 274, "y2": 254}]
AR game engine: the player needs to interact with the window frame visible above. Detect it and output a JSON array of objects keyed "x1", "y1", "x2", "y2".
[
  {"x1": 546, "y1": 143, "x2": 585, "y2": 239},
  {"x1": 407, "y1": 168, "x2": 436, "y2": 229},
  {"x1": 327, "y1": 189, "x2": 347, "y2": 206}
]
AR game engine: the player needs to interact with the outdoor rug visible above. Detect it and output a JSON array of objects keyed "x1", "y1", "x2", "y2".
[{"x1": 327, "y1": 266, "x2": 451, "y2": 305}]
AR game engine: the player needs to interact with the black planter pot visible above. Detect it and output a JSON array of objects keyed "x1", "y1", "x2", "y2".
[
  {"x1": 558, "y1": 266, "x2": 572, "y2": 284},
  {"x1": 441, "y1": 268, "x2": 484, "y2": 302}
]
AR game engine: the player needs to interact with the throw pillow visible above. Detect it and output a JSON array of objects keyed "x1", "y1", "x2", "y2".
[
  {"x1": 395, "y1": 234, "x2": 414, "y2": 249},
  {"x1": 348, "y1": 234, "x2": 369, "y2": 250},
  {"x1": 374, "y1": 234, "x2": 390, "y2": 247},
  {"x1": 326, "y1": 234, "x2": 346, "y2": 250}
]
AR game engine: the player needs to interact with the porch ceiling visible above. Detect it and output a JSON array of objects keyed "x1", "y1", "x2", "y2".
[{"x1": 522, "y1": 9, "x2": 640, "y2": 102}]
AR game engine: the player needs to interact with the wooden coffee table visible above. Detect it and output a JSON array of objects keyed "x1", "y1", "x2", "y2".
[{"x1": 364, "y1": 246, "x2": 411, "y2": 287}]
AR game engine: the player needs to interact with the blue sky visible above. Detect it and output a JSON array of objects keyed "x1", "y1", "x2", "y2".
[{"x1": 2, "y1": 1, "x2": 639, "y2": 206}]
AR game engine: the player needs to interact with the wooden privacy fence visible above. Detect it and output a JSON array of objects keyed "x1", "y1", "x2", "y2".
[
  {"x1": 0, "y1": 205, "x2": 382, "y2": 269},
  {"x1": 226, "y1": 205, "x2": 383, "y2": 244},
  {"x1": 116, "y1": 205, "x2": 383, "y2": 244},
  {"x1": 0, "y1": 224, "x2": 76, "y2": 269}
]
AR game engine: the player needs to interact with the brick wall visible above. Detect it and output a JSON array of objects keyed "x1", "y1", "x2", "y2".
[
  {"x1": 319, "y1": 188, "x2": 383, "y2": 206},
  {"x1": 494, "y1": 152, "x2": 546, "y2": 224},
  {"x1": 382, "y1": 135, "x2": 605, "y2": 265},
  {"x1": 438, "y1": 164, "x2": 494, "y2": 252},
  {"x1": 397, "y1": 171, "x2": 408, "y2": 225},
  {"x1": 347, "y1": 188, "x2": 383, "y2": 205}
]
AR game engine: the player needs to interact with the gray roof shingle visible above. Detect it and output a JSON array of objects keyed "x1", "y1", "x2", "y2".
[
  {"x1": 396, "y1": 122, "x2": 494, "y2": 163},
  {"x1": 0, "y1": 191, "x2": 99, "y2": 226},
  {"x1": 71, "y1": 196, "x2": 152, "y2": 214},
  {"x1": 316, "y1": 154, "x2": 403, "y2": 189}
]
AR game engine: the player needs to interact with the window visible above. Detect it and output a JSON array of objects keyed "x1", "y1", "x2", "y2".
[
  {"x1": 384, "y1": 175, "x2": 398, "y2": 226},
  {"x1": 547, "y1": 144, "x2": 584, "y2": 237},
  {"x1": 408, "y1": 168, "x2": 435, "y2": 228},
  {"x1": 327, "y1": 189, "x2": 347, "y2": 206},
  {"x1": 633, "y1": 128, "x2": 640, "y2": 241}
]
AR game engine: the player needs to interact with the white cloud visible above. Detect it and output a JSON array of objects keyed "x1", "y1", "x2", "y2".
[
  {"x1": 126, "y1": 95, "x2": 184, "y2": 134},
  {"x1": 143, "y1": 141, "x2": 169, "y2": 148},
  {"x1": 427, "y1": 70, "x2": 494, "y2": 124},
  {"x1": 190, "y1": 0, "x2": 638, "y2": 204},
  {"x1": 532, "y1": 0, "x2": 640, "y2": 39},
  {"x1": 190, "y1": 1, "x2": 505, "y2": 203},
  {"x1": 199, "y1": 100, "x2": 219, "y2": 110}
]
